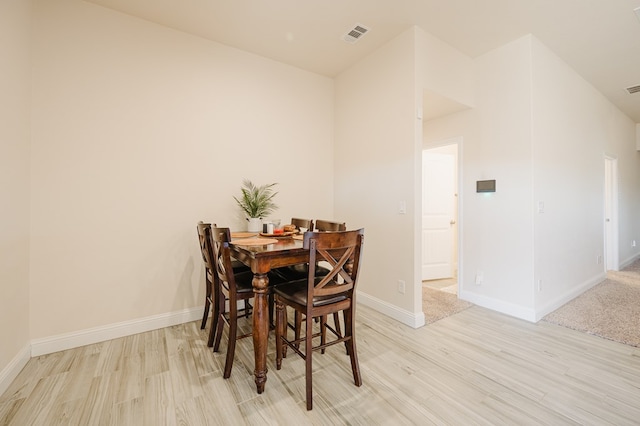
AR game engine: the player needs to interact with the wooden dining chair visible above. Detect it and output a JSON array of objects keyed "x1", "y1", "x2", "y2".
[
  {"x1": 208, "y1": 225, "x2": 287, "y2": 377},
  {"x1": 272, "y1": 219, "x2": 349, "y2": 349},
  {"x1": 209, "y1": 226, "x2": 257, "y2": 378},
  {"x1": 274, "y1": 228, "x2": 364, "y2": 410},
  {"x1": 291, "y1": 217, "x2": 314, "y2": 232},
  {"x1": 272, "y1": 218, "x2": 314, "y2": 279},
  {"x1": 197, "y1": 222, "x2": 217, "y2": 331},
  {"x1": 315, "y1": 219, "x2": 347, "y2": 232},
  {"x1": 197, "y1": 222, "x2": 250, "y2": 332}
]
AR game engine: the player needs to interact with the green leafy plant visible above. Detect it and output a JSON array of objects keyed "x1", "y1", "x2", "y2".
[{"x1": 234, "y1": 179, "x2": 278, "y2": 219}]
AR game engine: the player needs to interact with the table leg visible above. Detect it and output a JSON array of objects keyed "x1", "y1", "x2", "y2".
[{"x1": 252, "y1": 272, "x2": 270, "y2": 393}]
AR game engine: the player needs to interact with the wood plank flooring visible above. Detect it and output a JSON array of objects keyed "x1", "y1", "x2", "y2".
[{"x1": 2, "y1": 305, "x2": 640, "y2": 425}]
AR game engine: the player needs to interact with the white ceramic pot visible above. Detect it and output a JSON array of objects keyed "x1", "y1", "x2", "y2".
[{"x1": 247, "y1": 217, "x2": 262, "y2": 232}]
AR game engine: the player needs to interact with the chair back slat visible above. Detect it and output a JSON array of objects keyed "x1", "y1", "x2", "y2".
[
  {"x1": 304, "y1": 229, "x2": 364, "y2": 301},
  {"x1": 210, "y1": 227, "x2": 236, "y2": 294},
  {"x1": 197, "y1": 222, "x2": 216, "y2": 280},
  {"x1": 291, "y1": 218, "x2": 315, "y2": 232},
  {"x1": 315, "y1": 219, "x2": 346, "y2": 232}
]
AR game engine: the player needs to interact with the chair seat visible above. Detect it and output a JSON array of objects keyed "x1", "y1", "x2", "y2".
[
  {"x1": 273, "y1": 264, "x2": 330, "y2": 281},
  {"x1": 231, "y1": 270, "x2": 287, "y2": 292},
  {"x1": 233, "y1": 271, "x2": 255, "y2": 293},
  {"x1": 274, "y1": 279, "x2": 348, "y2": 307},
  {"x1": 231, "y1": 259, "x2": 250, "y2": 272}
]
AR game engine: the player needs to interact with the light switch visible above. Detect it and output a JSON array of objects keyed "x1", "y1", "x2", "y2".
[
  {"x1": 537, "y1": 201, "x2": 545, "y2": 213},
  {"x1": 398, "y1": 201, "x2": 406, "y2": 214}
]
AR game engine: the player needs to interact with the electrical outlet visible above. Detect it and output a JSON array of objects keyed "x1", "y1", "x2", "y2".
[
  {"x1": 397, "y1": 280, "x2": 406, "y2": 294},
  {"x1": 537, "y1": 279, "x2": 542, "y2": 292},
  {"x1": 633, "y1": 240, "x2": 637, "y2": 247},
  {"x1": 597, "y1": 255, "x2": 603, "y2": 264},
  {"x1": 475, "y1": 272, "x2": 483, "y2": 285}
]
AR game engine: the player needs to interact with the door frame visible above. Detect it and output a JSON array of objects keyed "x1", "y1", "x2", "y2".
[{"x1": 604, "y1": 155, "x2": 619, "y2": 271}]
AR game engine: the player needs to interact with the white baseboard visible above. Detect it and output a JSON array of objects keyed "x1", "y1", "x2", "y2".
[
  {"x1": 534, "y1": 272, "x2": 606, "y2": 322},
  {"x1": 459, "y1": 290, "x2": 537, "y2": 322},
  {"x1": 357, "y1": 291, "x2": 425, "y2": 328},
  {"x1": 619, "y1": 252, "x2": 640, "y2": 270},
  {"x1": 0, "y1": 344, "x2": 31, "y2": 396},
  {"x1": 31, "y1": 307, "x2": 202, "y2": 357}
]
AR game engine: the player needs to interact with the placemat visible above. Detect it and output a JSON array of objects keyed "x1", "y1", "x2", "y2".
[
  {"x1": 231, "y1": 238, "x2": 278, "y2": 246},
  {"x1": 231, "y1": 232, "x2": 258, "y2": 238}
]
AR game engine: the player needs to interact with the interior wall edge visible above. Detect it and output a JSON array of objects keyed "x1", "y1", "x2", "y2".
[
  {"x1": 459, "y1": 291, "x2": 536, "y2": 322},
  {"x1": 533, "y1": 272, "x2": 606, "y2": 322},
  {"x1": 619, "y1": 252, "x2": 640, "y2": 271},
  {"x1": 0, "y1": 344, "x2": 31, "y2": 397},
  {"x1": 357, "y1": 291, "x2": 426, "y2": 329}
]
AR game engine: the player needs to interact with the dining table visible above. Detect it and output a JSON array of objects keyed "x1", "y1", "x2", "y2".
[{"x1": 228, "y1": 232, "x2": 308, "y2": 394}]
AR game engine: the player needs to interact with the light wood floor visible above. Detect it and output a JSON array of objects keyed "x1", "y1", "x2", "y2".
[{"x1": 2, "y1": 305, "x2": 640, "y2": 425}]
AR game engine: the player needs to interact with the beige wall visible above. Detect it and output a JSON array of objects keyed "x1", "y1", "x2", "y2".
[
  {"x1": 29, "y1": 0, "x2": 334, "y2": 340},
  {"x1": 0, "y1": 0, "x2": 32, "y2": 389},
  {"x1": 335, "y1": 27, "x2": 423, "y2": 325}
]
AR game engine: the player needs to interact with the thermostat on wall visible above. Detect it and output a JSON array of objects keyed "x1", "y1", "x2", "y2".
[{"x1": 476, "y1": 180, "x2": 496, "y2": 193}]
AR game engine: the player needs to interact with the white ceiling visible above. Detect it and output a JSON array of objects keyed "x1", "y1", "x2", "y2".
[{"x1": 84, "y1": 0, "x2": 640, "y2": 123}]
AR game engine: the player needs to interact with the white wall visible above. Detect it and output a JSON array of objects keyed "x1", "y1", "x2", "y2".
[
  {"x1": 29, "y1": 0, "x2": 334, "y2": 345},
  {"x1": 531, "y1": 37, "x2": 640, "y2": 316},
  {"x1": 425, "y1": 34, "x2": 640, "y2": 321},
  {"x1": 418, "y1": 30, "x2": 475, "y2": 109},
  {"x1": 334, "y1": 27, "x2": 424, "y2": 327},
  {"x1": 467, "y1": 36, "x2": 536, "y2": 316},
  {"x1": 0, "y1": 0, "x2": 32, "y2": 393}
]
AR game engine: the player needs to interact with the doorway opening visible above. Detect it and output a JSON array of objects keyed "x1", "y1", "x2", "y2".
[
  {"x1": 422, "y1": 141, "x2": 459, "y2": 284},
  {"x1": 421, "y1": 138, "x2": 469, "y2": 323}
]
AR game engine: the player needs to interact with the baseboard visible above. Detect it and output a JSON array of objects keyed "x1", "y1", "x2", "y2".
[
  {"x1": 357, "y1": 291, "x2": 425, "y2": 328},
  {"x1": 619, "y1": 252, "x2": 640, "y2": 270},
  {"x1": 459, "y1": 290, "x2": 537, "y2": 322},
  {"x1": 31, "y1": 307, "x2": 202, "y2": 357},
  {"x1": 533, "y1": 271, "x2": 606, "y2": 322},
  {"x1": 0, "y1": 344, "x2": 31, "y2": 396}
]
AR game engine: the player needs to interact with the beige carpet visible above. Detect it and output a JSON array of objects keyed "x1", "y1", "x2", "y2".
[
  {"x1": 423, "y1": 286, "x2": 474, "y2": 324},
  {"x1": 543, "y1": 261, "x2": 640, "y2": 347}
]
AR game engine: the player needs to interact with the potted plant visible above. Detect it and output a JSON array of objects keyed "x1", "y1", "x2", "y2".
[{"x1": 234, "y1": 179, "x2": 278, "y2": 232}]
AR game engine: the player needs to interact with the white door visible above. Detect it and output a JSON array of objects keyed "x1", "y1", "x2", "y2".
[{"x1": 422, "y1": 148, "x2": 457, "y2": 280}]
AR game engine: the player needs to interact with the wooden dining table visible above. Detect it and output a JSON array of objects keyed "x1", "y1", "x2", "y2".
[{"x1": 228, "y1": 233, "x2": 308, "y2": 394}]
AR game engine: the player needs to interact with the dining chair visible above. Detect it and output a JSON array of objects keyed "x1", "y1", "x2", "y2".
[
  {"x1": 291, "y1": 217, "x2": 314, "y2": 232},
  {"x1": 209, "y1": 226, "x2": 257, "y2": 378},
  {"x1": 197, "y1": 222, "x2": 217, "y2": 331},
  {"x1": 208, "y1": 225, "x2": 287, "y2": 378},
  {"x1": 315, "y1": 219, "x2": 347, "y2": 232},
  {"x1": 272, "y1": 218, "x2": 314, "y2": 278},
  {"x1": 274, "y1": 228, "x2": 364, "y2": 410},
  {"x1": 197, "y1": 222, "x2": 250, "y2": 332},
  {"x1": 272, "y1": 219, "x2": 349, "y2": 349},
  {"x1": 197, "y1": 222, "x2": 253, "y2": 354}
]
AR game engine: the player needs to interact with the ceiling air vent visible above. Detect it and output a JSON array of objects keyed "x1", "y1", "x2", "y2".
[
  {"x1": 626, "y1": 85, "x2": 640, "y2": 95},
  {"x1": 342, "y1": 23, "x2": 370, "y2": 44}
]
